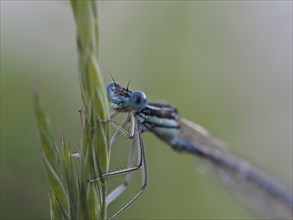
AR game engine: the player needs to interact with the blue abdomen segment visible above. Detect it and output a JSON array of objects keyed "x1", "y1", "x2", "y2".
[{"x1": 167, "y1": 136, "x2": 204, "y2": 155}]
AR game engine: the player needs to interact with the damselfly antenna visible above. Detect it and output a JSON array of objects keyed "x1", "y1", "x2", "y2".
[
  {"x1": 126, "y1": 80, "x2": 131, "y2": 92},
  {"x1": 107, "y1": 72, "x2": 117, "y2": 85}
]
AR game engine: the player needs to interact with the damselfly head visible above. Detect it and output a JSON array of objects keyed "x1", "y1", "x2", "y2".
[{"x1": 106, "y1": 81, "x2": 148, "y2": 112}]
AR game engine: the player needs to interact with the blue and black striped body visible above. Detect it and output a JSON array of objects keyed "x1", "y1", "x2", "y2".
[{"x1": 136, "y1": 103, "x2": 205, "y2": 154}]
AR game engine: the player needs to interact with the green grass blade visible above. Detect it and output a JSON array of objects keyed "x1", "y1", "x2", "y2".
[
  {"x1": 34, "y1": 1, "x2": 109, "y2": 219},
  {"x1": 71, "y1": 1, "x2": 109, "y2": 219},
  {"x1": 59, "y1": 136, "x2": 78, "y2": 219},
  {"x1": 34, "y1": 85, "x2": 69, "y2": 219},
  {"x1": 42, "y1": 154, "x2": 69, "y2": 215},
  {"x1": 33, "y1": 84, "x2": 59, "y2": 171}
]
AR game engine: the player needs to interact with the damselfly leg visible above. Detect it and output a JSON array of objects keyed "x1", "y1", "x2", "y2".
[
  {"x1": 89, "y1": 111, "x2": 147, "y2": 220},
  {"x1": 109, "y1": 111, "x2": 136, "y2": 141}
]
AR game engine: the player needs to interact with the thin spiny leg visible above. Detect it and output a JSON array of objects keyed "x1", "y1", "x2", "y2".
[
  {"x1": 89, "y1": 111, "x2": 147, "y2": 220},
  {"x1": 110, "y1": 113, "x2": 131, "y2": 148},
  {"x1": 110, "y1": 111, "x2": 136, "y2": 138},
  {"x1": 109, "y1": 110, "x2": 119, "y2": 120},
  {"x1": 106, "y1": 134, "x2": 137, "y2": 205},
  {"x1": 88, "y1": 113, "x2": 141, "y2": 182},
  {"x1": 108, "y1": 129, "x2": 147, "y2": 220},
  {"x1": 88, "y1": 131, "x2": 142, "y2": 182}
]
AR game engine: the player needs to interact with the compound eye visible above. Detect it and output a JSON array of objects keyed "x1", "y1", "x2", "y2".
[
  {"x1": 129, "y1": 90, "x2": 147, "y2": 111},
  {"x1": 106, "y1": 82, "x2": 116, "y2": 101}
]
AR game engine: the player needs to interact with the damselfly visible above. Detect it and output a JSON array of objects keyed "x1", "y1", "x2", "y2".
[{"x1": 89, "y1": 81, "x2": 293, "y2": 220}]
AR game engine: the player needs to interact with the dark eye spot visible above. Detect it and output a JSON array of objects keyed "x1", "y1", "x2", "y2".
[{"x1": 135, "y1": 95, "x2": 141, "y2": 104}]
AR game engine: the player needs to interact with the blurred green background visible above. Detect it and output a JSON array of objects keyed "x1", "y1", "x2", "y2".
[{"x1": 1, "y1": 1, "x2": 292, "y2": 219}]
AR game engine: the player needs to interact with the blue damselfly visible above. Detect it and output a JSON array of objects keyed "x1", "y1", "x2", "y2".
[{"x1": 89, "y1": 81, "x2": 292, "y2": 220}]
